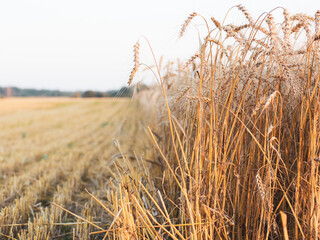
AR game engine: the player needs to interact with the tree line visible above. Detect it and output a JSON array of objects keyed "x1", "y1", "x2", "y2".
[{"x1": 0, "y1": 85, "x2": 148, "y2": 98}]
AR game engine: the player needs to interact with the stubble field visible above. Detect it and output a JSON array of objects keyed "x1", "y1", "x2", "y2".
[{"x1": 0, "y1": 98, "x2": 149, "y2": 239}]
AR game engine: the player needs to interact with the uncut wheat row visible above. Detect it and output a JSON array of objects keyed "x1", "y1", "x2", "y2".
[{"x1": 107, "y1": 6, "x2": 320, "y2": 239}]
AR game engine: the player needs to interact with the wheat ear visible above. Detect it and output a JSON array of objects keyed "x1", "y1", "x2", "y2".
[
  {"x1": 283, "y1": 9, "x2": 292, "y2": 50},
  {"x1": 236, "y1": 5, "x2": 255, "y2": 26},
  {"x1": 211, "y1": 17, "x2": 222, "y2": 30},
  {"x1": 128, "y1": 42, "x2": 140, "y2": 85},
  {"x1": 316, "y1": 10, "x2": 320, "y2": 38},
  {"x1": 179, "y1": 12, "x2": 197, "y2": 38}
]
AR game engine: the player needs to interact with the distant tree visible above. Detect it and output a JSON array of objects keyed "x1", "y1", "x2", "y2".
[{"x1": 82, "y1": 91, "x2": 97, "y2": 98}]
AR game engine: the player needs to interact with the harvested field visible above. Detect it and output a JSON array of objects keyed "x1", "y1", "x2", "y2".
[{"x1": 0, "y1": 98, "x2": 151, "y2": 239}]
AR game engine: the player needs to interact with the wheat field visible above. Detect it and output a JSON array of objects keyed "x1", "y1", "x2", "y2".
[{"x1": 2, "y1": 5, "x2": 320, "y2": 240}]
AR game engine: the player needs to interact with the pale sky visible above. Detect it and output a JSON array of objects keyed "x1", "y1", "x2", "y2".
[{"x1": 0, "y1": 0, "x2": 319, "y2": 91}]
